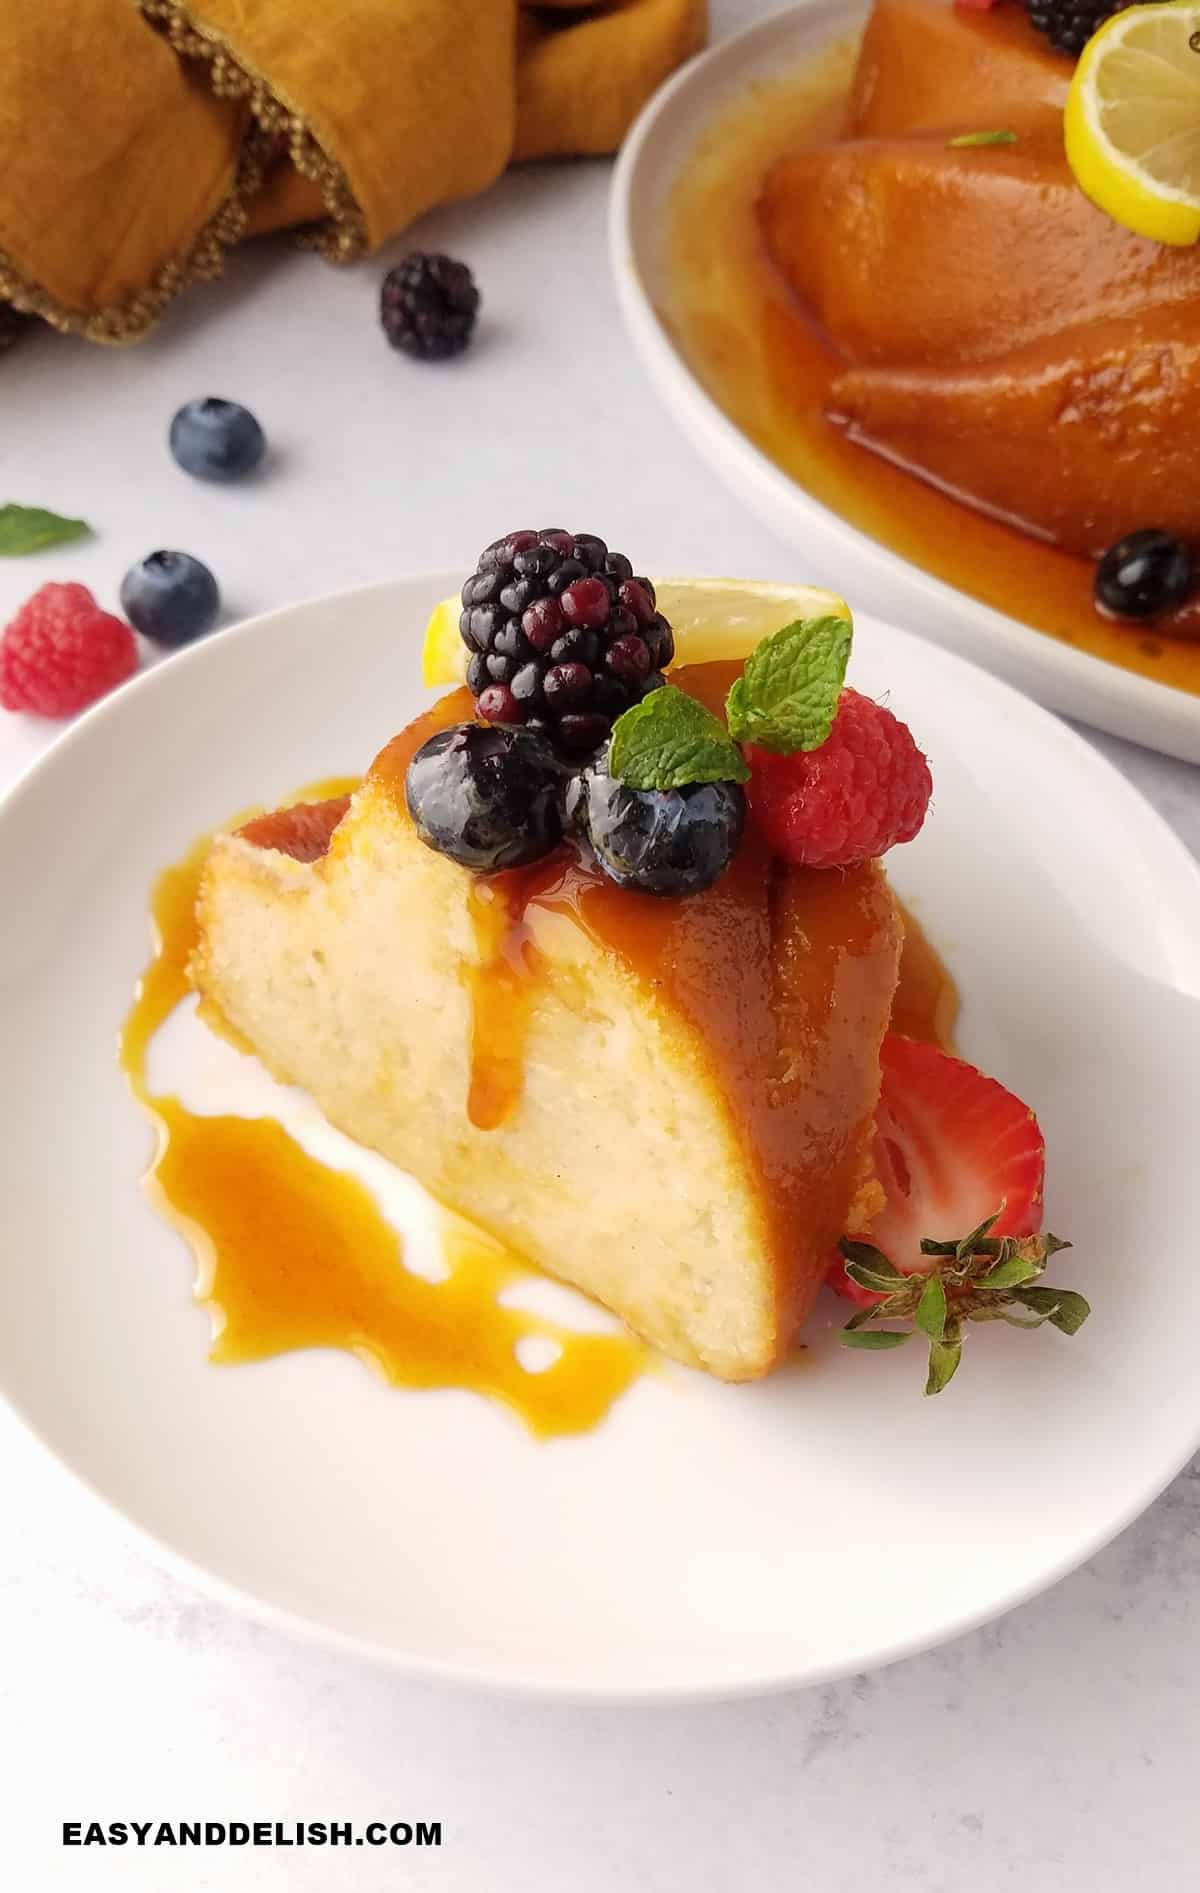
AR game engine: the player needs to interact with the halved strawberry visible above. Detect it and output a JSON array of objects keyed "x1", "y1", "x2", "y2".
[{"x1": 829, "y1": 1035, "x2": 1045, "y2": 1303}]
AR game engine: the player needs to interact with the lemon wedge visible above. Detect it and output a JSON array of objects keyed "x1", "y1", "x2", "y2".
[
  {"x1": 421, "y1": 577, "x2": 851, "y2": 688},
  {"x1": 1065, "y1": 3, "x2": 1200, "y2": 246}
]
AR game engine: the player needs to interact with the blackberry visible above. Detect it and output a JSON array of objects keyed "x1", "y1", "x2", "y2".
[
  {"x1": 1025, "y1": 2, "x2": 1126, "y2": 57},
  {"x1": 380, "y1": 253, "x2": 480, "y2": 361},
  {"x1": 460, "y1": 529, "x2": 674, "y2": 756}
]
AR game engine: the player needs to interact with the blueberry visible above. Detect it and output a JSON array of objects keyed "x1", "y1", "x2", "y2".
[
  {"x1": 568, "y1": 750, "x2": 744, "y2": 896},
  {"x1": 169, "y1": 398, "x2": 265, "y2": 483},
  {"x1": 1095, "y1": 529, "x2": 1193, "y2": 620},
  {"x1": 405, "y1": 723, "x2": 566, "y2": 873},
  {"x1": 119, "y1": 551, "x2": 220, "y2": 646}
]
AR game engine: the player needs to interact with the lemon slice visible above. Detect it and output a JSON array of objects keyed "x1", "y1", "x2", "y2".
[
  {"x1": 422, "y1": 592, "x2": 469, "y2": 687},
  {"x1": 1065, "y1": 3, "x2": 1200, "y2": 246},
  {"x1": 421, "y1": 577, "x2": 850, "y2": 688}
]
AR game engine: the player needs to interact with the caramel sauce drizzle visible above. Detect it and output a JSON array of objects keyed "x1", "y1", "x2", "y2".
[
  {"x1": 890, "y1": 905, "x2": 959, "y2": 1054},
  {"x1": 119, "y1": 781, "x2": 646, "y2": 1439},
  {"x1": 465, "y1": 878, "x2": 541, "y2": 1132}
]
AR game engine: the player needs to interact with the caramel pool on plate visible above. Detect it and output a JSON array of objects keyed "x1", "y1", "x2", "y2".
[{"x1": 120, "y1": 781, "x2": 646, "y2": 1439}]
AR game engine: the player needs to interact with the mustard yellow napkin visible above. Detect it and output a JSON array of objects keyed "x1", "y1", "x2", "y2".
[{"x1": 0, "y1": 0, "x2": 705, "y2": 344}]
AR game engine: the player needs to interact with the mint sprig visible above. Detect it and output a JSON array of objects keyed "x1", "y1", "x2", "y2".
[
  {"x1": 608, "y1": 686, "x2": 749, "y2": 792},
  {"x1": 0, "y1": 503, "x2": 91, "y2": 556},
  {"x1": 607, "y1": 613, "x2": 852, "y2": 792},
  {"x1": 836, "y1": 1212, "x2": 1086, "y2": 1397},
  {"x1": 725, "y1": 616, "x2": 851, "y2": 756}
]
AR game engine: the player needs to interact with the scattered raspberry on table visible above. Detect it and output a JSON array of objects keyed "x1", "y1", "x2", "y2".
[{"x1": 0, "y1": 582, "x2": 138, "y2": 717}]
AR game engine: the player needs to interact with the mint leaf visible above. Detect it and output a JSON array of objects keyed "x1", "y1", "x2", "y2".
[
  {"x1": 948, "y1": 130, "x2": 1017, "y2": 148},
  {"x1": 608, "y1": 686, "x2": 749, "y2": 792},
  {"x1": 725, "y1": 616, "x2": 851, "y2": 755},
  {"x1": 0, "y1": 503, "x2": 90, "y2": 556}
]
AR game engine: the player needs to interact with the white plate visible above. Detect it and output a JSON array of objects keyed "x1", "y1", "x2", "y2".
[
  {"x1": 610, "y1": 0, "x2": 1200, "y2": 764},
  {"x1": 3, "y1": 574, "x2": 1200, "y2": 1703}
]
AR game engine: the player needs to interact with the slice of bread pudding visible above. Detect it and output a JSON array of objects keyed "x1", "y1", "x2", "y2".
[{"x1": 191, "y1": 681, "x2": 901, "y2": 1381}]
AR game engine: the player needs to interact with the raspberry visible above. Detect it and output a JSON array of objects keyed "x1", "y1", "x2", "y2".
[
  {"x1": 747, "y1": 689, "x2": 932, "y2": 869},
  {"x1": 0, "y1": 582, "x2": 138, "y2": 717}
]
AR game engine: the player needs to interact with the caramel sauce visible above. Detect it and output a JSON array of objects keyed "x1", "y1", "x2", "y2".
[
  {"x1": 464, "y1": 878, "x2": 541, "y2": 1131},
  {"x1": 891, "y1": 906, "x2": 958, "y2": 1054},
  {"x1": 119, "y1": 780, "x2": 646, "y2": 1438},
  {"x1": 660, "y1": 38, "x2": 1200, "y2": 696}
]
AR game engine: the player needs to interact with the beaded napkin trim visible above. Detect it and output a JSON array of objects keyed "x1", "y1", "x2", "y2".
[
  {"x1": 0, "y1": 0, "x2": 366, "y2": 347},
  {"x1": 139, "y1": 0, "x2": 367, "y2": 266}
]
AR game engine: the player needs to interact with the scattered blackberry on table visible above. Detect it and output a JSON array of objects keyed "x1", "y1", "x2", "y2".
[
  {"x1": 380, "y1": 253, "x2": 480, "y2": 361},
  {"x1": 1025, "y1": 1, "x2": 1126, "y2": 56},
  {"x1": 120, "y1": 551, "x2": 220, "y2": 647},
  {"x1": 1094, "y1": 529, "x2": 1193, "y2": 621},
  {"x1": 169, "y1": 398, "x2": 265, "y2": 483},
  {"x1": 405, "y1": 722, "x2": 566, "y2": 872},
  {"x1": 566, "y1": 747, "x2": 745, "y2": 897},
  {"x1": 460, "y1": 529, "x2": 674, "y2": 757}
]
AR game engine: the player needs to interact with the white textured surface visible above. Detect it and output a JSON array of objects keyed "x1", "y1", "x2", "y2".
[{"x1": 1, "y1": 1, "x2": 1198, "y2": 1882}]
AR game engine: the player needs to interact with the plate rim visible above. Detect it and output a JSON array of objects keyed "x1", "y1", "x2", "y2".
[
  {"x1": 607, "y1": 0, "x2": 1200, "y2": 765},
  {"x1": 4, "y1": 571, "x2": 1200, "y2": 1706}
]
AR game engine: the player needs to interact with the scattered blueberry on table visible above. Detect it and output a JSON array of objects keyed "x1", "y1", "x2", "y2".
[
  {"x1": 169, "y1": 397, "x2": 266, "y2": 483},
  {"x1": 120, "y1": 551, "x2": 220, "y2": 646}
]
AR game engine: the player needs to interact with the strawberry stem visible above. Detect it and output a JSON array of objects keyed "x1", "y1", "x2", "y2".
[{"x1": 836, "y1": 1213, "x2": 1087, "y2": 1395}]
